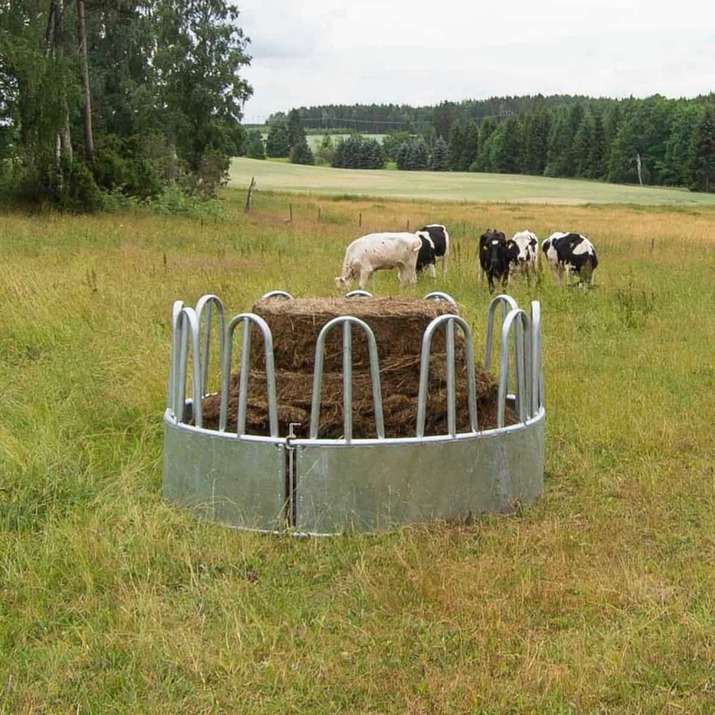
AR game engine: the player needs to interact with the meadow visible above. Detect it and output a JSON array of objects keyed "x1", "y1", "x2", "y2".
[
  {"x1": 231, "y1": 156, "x2": 715, "y2": 207},
  {"x1": 1, "y1": 184, "x2": 715, "y2": 713}
]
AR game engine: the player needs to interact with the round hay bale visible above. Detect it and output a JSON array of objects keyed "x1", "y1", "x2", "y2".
[
  {"x1": 200, "y1": 358, "x2": 516, "y2": 439},
  {"x1": 198, "y1": 295, "x2": 516, "y2": 439},
  {"x1": 249, "y1": 296, "x2": 462, "y2": 373}
]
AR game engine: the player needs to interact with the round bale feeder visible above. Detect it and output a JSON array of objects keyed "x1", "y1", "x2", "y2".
[{"x1": 162, "y1": 291, "x2": 545, "y2": 535}]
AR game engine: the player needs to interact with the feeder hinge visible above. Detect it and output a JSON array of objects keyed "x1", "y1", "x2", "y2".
[{"x1": 285, "y1": 423, "x2": 301, "y2": 528}]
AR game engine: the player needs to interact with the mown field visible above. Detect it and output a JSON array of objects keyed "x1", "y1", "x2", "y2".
[
  {"x1": 231, "y1": 157, "x2": 715, "y2": 207},
  {"x1": 1, "y1": 186, "x2": 715, "y2": 713}
]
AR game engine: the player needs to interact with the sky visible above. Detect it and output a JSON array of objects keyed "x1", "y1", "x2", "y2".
[{"x1": 238, "y1": 0, "x2": 714, "y2": 123}]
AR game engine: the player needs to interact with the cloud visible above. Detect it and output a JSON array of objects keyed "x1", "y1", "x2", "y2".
[{"x1": 238, "y1": 0, "x2": 714, "y2": 120}]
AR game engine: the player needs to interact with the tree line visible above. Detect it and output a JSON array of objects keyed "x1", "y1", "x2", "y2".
[
  {"x1": 0, "y1": 0, "x2": 252, "y2": 210},
  {"x1": 256, "y1": 95, "x2": 715, "y2": 192}
]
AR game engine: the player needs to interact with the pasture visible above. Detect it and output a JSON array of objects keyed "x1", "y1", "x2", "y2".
[
  {"x1": 231, "y1": 156, "x2": 715, "y2": 207},
  {"x1": 1, "y1": 188, "x2": 715, "y2": 712}
]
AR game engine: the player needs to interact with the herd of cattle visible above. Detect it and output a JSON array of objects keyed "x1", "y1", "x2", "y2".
[{"x1": 334, "y1": 224, "x2": 599, "y2": 292}]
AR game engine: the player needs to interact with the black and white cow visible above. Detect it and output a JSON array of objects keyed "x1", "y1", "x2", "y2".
[
  {"x1": 479, "y1": 229, "x2": 517, "y2": 293},
  {"x1": 542, "y1": 232, "x2": 598, "y2": 286},
  {"x1": 415, "y1": 233, "x2": 437, "y2": 275},
  {"x1": 509, "y1": 230, "x2": 539, "y2": 281},
  {"x1": 415, "y1": 224, "x2": 450, "y2": 277}
]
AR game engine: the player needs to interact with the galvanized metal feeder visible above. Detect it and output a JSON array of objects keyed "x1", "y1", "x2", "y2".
[{"x1": 162, "y1": 291, "x2": 545, "y2": 535}]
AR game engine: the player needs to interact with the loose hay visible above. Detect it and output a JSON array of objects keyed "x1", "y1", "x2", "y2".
[{"x1": 200, "y1": 296, "x2": 516, "y2": 438}]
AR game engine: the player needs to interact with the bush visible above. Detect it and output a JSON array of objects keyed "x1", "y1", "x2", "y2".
[
  {"x1": 179, "y1": 147, "x2": 230, "y2": 199},
  {"x1": 244, "y1": 130, "x2": 266, "y2": 160},
  {"x1": 57, "y1": 160, "x2": 104, "y2": 213}
]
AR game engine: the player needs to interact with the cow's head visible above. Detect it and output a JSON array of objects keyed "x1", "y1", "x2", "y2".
[
  {"x1": 415, "y1": 233, "x2": 436, "y2": 273},
  {"x1": 335, "y1": 275, "x2": 350, "y2": 289},
  {"x1": 479, "y1": 229, "x2": 508, "y2": 272}
]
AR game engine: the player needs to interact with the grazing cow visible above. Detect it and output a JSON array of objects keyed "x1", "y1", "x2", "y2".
[
  {"x1": 335, "y1": 232, "x2": 422, "y2": 290},
  {"x1": 542, "y1": 232, "x2": 599, "y2": 286},
  {"x1": 509, "y1": 230, "x2": 539, "y2": 281},
  {"x1": 479, "y1": 229, "x2": 517, "y2": 292},
  {"x1": 415, "y1": 233, "x2": 437, "y2": 276},
  {"x1": 415, "y1": 224, "x2": 450, "y2": 277}
]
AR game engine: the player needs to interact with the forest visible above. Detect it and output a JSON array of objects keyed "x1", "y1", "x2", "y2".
[
  {"x1": 0, "y1": 0, "x2": 252, "y2": 210},
  {"x1": 263, "y1": 95, "x2": 715, "y2": 192}
]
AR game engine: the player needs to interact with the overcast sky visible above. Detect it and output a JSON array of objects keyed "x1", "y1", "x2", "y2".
[{"x1": 238, "y1": 0, "x2": 714, "y2": 122}]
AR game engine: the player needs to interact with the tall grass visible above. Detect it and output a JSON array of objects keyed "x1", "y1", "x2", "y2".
[{"x1": 1, "y1": 191, "x2": 714, "y2": 713}]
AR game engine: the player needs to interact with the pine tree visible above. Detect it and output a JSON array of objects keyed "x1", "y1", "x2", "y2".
[
  {"x1": 462, "y1": 118, "x2": 479, "y2": 171},
  {"x1": 589, "y1": 112, "x2": 606, "y2": 180},
  {"x1": 688, "y1": 105, "x2": 715, "y2": 192},
  {"x1": 286, "y1": 109, "x2": 314, "y2": 165},
  {"x1": 287, "y1": 109, "x2": 304, "y2": 148},
  {"x1": 522, "y1": 110, "x2": 550, "y2": 175},
  {"x1": 447, "y1": 120, "x2": 466, "y2": 170},
  {"x1": 266, "y1": 121, "x2": 290, "y2": 157},
  {"x1": 572, "y1": 108, "x2": 595, "y2": 178},
  {"x1": 395, "y1": 142, "x2": 409, "y2": 170},
  {"x1": 545, "y1": 108, "x2": 573, "y2": 177},
  {"x1": 662, "y1": 103, "x2": 701, "y2": 186},
  {"x1": 473, "y1": 117, "x2": 496, "y2": 172},
  {"x1": 290, "y1": 136, "x2": 314, "y2": 165},
  {"x1": 430, "y1": 138, "x2": 448, "y2": 171},
  {"x1": 493, "y1": 117, "x2": 523, "y2": 173},
  {"x1": 409, "y1": 138, "x2": 430, "y2": 170},
  {"x1": 244, "y1": 129, "x2": 265, "y2": 159}
]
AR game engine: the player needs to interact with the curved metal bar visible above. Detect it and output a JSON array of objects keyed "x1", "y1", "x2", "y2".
[
  {"x1": 219, "y1": 313, "x2": 278, "y2": 438},
  {"x1": 497, "y1": 309, "x2": 531, "y2": 428},
  {"x1": 310, "y1": 316, "x2": 384, "y2": 441},
  {"x1": 173, "y1": 307, "x2": 203, "y2": 427},
  {"x1": 344, "y1": 290, "x2": 373, "y2": 298},
  {"x1": 484, "y1": 294, "x2": 519, "y2": 372},
  {"x1": 167, "y1": 300, "x2": 184, "y2": 410},
  {"x1": 195, "y1": 294, "x2": 225, "y2": 400},
  {"x1": 260, "y1": 290, "x2": 294, "y2": 300},
  {"x1": 530, "y1": 301, "x2": 543, "y2": 412},
  {"x1": 423, "y1": 291, "x2": 457, "y2": 306},
  {"x1": 416, "y1": 314, "x2": 477, "y2": 438}
]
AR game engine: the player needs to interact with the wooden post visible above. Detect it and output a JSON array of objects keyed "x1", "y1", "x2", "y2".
[
  {"x1": 358, "y1": 212, "x2": 362, "y2": 227},
  {"x1": 289, "y1": 204, "x2": 293, "y2": 222},
  {"x1": 317, "y1": 207, "x2": 321, "y2": 222},
  {"x1": 244, "y1": 176, "x2": 256, "y2": 212}
]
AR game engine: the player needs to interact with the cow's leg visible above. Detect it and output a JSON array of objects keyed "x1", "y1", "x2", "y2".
[
  {"x1": 398, "y1": 264, "x2": 417, "y2": 287},
  {"x1": 550, "y1": 262, "x2": 562, "y2": 286},
  {"x1": 426, "y1": 263, "x2": 437, "y2": 279},
  {"x1": 441, "y1": 252, "x2": 448, "y2": 278},
  {"x1": 564, "y1": 263, "x2": 574, "y2": 286},
  {"x1": 358, "y1": 267, "x2": 372, "y2": 290}
]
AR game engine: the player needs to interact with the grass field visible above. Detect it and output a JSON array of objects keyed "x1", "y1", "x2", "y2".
[
  {"x1": 2, "y1": 187, "x2": 715, "y2": 712},
  {"x1": 231, "y1": 157, "x2": 715, "y2": 207}
]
